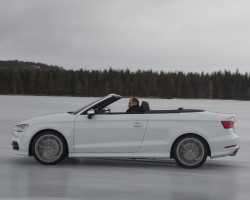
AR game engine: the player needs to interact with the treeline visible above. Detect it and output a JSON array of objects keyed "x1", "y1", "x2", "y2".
[{"x1": 1, "y1": 60, "x2": 250, "y2": 99}]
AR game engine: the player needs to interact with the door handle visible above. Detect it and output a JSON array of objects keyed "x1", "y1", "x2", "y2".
[{"x1": 133, "y1": 122, "x2": 143, "y2": 127}]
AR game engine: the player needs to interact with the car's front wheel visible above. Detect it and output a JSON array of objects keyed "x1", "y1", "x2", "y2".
[
  {"x1": 32, "y1": 131, "x2": 67, "y2": 165},
  {"x1": 173, "y1": 135, "x2": 208, "y2": 168}
]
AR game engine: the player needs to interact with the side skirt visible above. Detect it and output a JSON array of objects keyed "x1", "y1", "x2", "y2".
[{"x1": 69, "y1": 152, "x2": 170, "y2": 158}]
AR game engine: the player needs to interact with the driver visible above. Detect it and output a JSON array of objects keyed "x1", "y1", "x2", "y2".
[{"x1": 126, "y1": 98, "x2": 142, "y2": 114}]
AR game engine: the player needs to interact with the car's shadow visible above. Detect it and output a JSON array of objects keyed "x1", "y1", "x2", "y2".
[
  {"x1": 6, "y1": 155, "x2": 178, "y2": 168},
  {"x1": 5, "y1": 154, "x2": 245, "y2": 171},
  {"x1": 61, "y1": 157, "x2": 245, "y2": 171},
  {"x1": 62, "y1": 157, "x2": 179, "y2": 168}
]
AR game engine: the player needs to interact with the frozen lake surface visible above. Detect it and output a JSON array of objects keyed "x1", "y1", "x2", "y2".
[{"x1": 0, "y1": 95, "x2": 250, "y2": 200}]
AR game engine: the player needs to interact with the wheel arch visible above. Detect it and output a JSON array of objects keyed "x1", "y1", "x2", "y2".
[
  {"x1": 29, "y1": 129, "x2": 69, "y2": 156},
  {"x1": 170, "y1": 133, "x2": 211, "y2": 158}
]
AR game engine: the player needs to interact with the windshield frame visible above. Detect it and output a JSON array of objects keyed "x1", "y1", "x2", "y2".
[
  {"x1": 71, "y1": 97, "x2": 103, "y2": 115},
  {"x1": 72, "y1": 94, "x2": 121, "y2": 115}
]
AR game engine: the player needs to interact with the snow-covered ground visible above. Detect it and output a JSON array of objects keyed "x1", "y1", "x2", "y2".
[{"x1": 0, "y1": 95, "x2": 249, "y2": 199}]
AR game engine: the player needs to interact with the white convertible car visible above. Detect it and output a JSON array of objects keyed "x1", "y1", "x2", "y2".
[{"x1": 11, "y1": 94, "x2": 239, "y2": 168}]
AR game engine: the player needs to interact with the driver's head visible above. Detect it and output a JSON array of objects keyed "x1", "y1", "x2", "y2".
[{"x1": 128, "y1": 98, "x2": 139, "y2": 107}]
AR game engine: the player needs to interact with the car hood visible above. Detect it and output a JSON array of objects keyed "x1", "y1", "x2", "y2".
[{"x1": 17, "y1": 112, "x2": 76, "y2": 125}]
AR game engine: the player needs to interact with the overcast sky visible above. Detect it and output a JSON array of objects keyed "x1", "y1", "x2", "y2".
[{"x1": 0, "y1": 0, "x2": 250, "y2": 73}]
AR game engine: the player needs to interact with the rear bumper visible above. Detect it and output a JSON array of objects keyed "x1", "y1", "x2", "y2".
[
  {"x1": 229, "y1": 145, "x2": 240, "y2": 156},
  {"x1": 211, "y1": 144, "x2": 240, "y2": 158},
  {"x1": 210, "y1": 131, "x2": 240, "y2": 159}
]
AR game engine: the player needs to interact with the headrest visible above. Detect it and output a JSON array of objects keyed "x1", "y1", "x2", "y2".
[{"x1": 141, "y1": 101, "x2": 150, "y2": 113}]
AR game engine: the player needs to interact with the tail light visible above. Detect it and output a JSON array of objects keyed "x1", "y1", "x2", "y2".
[{"x1": 221, "y1": 121, "x2": 234, "y2": 129}]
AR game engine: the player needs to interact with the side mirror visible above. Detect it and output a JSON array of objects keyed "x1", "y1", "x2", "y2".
[{"x1": 87, "y1": 109, "x2": 95, "y2": 119}]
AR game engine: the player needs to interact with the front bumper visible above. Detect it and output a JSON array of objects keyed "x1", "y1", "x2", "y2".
[
  {"x1": 11, "y1": 130, "x2": 30, "y2": 156},
  {"x1": 11, "y1": 141, "x2": 19, "y2": 150}
]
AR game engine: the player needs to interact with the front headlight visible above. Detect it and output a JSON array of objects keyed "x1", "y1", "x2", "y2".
[{"x1": 14, "y1": 124, "x2": 29, "y2": 132}]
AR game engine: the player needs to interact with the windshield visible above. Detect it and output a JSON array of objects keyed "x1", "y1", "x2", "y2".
[{"x1": 71, "y1": 97, "x2": 103, "y2": 115}]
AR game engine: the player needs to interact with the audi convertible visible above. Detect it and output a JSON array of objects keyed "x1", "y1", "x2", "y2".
[{"x1": 11, "y1": 94, "x2": 240, "y2": 168}]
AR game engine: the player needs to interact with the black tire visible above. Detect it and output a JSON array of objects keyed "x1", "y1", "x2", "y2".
[
  {"x1": 173, "y1": 135, "x2": 208, "y2": 168},
  {"x1": 32, "y1": 131, "x2": 67, "y2": 165}
]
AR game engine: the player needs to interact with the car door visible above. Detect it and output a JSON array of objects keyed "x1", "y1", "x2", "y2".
[{"x1": 73, "y1": 113, "x2": 147, "y2": 153}]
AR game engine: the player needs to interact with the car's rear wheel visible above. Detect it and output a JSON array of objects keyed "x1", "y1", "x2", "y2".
[
  {"x1": 173, "y1": 135, "x2": 208, "y2": 168},
  {"x1": 32, "y1": 132, "x2": 66, "y2": 165}
]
